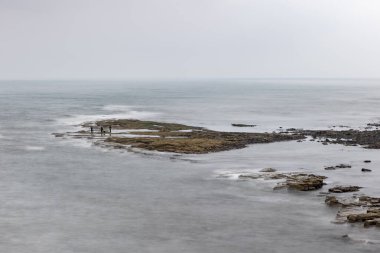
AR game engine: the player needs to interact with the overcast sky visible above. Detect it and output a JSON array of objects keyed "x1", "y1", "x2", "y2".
[{"x1": 1, "y1": 0, "x2": 380, "y2": 80}]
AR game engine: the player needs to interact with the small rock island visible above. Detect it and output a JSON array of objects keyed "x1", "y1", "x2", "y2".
[{"x1": 56, "y1": 119, "x2": 304, "y2": 154}]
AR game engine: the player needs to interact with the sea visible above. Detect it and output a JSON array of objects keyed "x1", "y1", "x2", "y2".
[{"x1": 0, "y1": 79, "x2": 379, "y2": 253}]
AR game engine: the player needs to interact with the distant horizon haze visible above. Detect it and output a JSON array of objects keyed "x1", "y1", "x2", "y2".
[{"x1": 1, "y1": 0, "x2": 380, "y2": 80}]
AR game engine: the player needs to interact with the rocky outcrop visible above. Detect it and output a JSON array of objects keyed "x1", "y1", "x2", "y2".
[
  {"x1": 281, "y1": 174, "x2": 326, "y2": 191},
  {"x1": 325, "y1": 195, "x2": 380, "y2": 227},
  {"x1": 238, "y1": 171, "x2": 326, "y2": 191}
]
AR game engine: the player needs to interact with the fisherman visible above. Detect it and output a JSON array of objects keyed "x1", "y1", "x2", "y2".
[
  {"x1": 100, "y1": 126, "x2": 104, "y2": 135},
  {"x1": 109, "y1": 125, "x2": 112, "y2": 134}
]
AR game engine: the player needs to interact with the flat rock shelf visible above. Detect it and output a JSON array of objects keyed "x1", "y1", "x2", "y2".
[{"x1": 55, "y1": 119, "x2": 304, "y2": 154}]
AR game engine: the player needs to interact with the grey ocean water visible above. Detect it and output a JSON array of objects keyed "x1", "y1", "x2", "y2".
[{"x1": 0, "y1": 80, "x2": 380, "y2": 253}]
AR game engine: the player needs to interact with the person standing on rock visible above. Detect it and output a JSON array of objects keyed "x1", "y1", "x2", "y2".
[
  {"x1": 100, "y1": 126, "x2": 104, "y2": 135},
  {"x1": 109, "y1": 125, "x2": 112, "y2": 134},
  {"x1": 90, "y1": 126, "x2": 93, "y2": 134}
]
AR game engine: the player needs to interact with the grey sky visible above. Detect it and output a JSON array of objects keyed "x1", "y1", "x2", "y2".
[{"x1": 1, "y1": 0, "x2": 380, "y2": 80}]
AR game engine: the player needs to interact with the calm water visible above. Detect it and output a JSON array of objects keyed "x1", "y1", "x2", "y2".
[{"x1": 0, "y1": 79, "x2": 379, "y2": 252}]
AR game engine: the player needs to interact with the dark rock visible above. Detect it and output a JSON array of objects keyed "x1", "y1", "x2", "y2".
[
  {"x1": 364, "y1": 160, "x2": 371, "y2": 163},
  {"x1": 232, "y1": 123, "x2": 256, "y2": 127},
  {"x1": 364, "y1": 219, "x2": 380, "y2": 227},
  {"x1": 259, "y1": 168, "x2": 277, "y2": 173},
  {"x1": 335, "y1": 164, "x2": 352, "y2": 169},
  {"x1": 361, "y1": 168, "x2": 372, "y2": 172},
  {"x1": 328, "y1": 185, "x2": 362, "y2": 193}
]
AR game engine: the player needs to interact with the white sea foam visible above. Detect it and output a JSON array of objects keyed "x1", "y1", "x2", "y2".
[
  {"x1": 56, "y1": 106, "x2": 159, "y2": 126},
  {"x1": 102, "y1": 105, "x2": 135, "y2": 112},
  {"x1": 215, "y1": 169, "x2": 262, "y2": 180},
  {"x1": 25, "y1": 146, "x2": 45, "y2": 151}
]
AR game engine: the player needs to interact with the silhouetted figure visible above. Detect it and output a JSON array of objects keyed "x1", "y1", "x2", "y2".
[
  {"x1": 90, "y1": 126, "x2": 93, "y2": 134},
  {"x1": 109, "y1": 125, "x2": 112, "y2": 134},
  {"x1": 100, "y1": 126, "x2": 104, "y2": 135}
]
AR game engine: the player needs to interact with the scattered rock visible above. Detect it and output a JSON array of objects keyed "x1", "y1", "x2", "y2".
[
  {"x1": 328, "y1": 185, "x2": 362, "y2": 193},
  {"x1": 324, "y1": 164, "x2": 351, "y2": 170},
  {"x1": 361, "y1": 168, "x2": 372, "y2": 172}
]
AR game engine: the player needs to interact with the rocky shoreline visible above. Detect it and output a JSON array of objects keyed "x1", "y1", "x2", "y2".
[
  {"x1": 55, "y1": 119, "x2": 380, "y2": 154},
  {"x1": 231, "y1": 164, "x2": 379, "y2": 229}
]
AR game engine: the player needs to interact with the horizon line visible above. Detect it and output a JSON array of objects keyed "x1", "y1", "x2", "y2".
[{"x1": 1, "y1": 77, "x2": 380, "y2": 82}]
